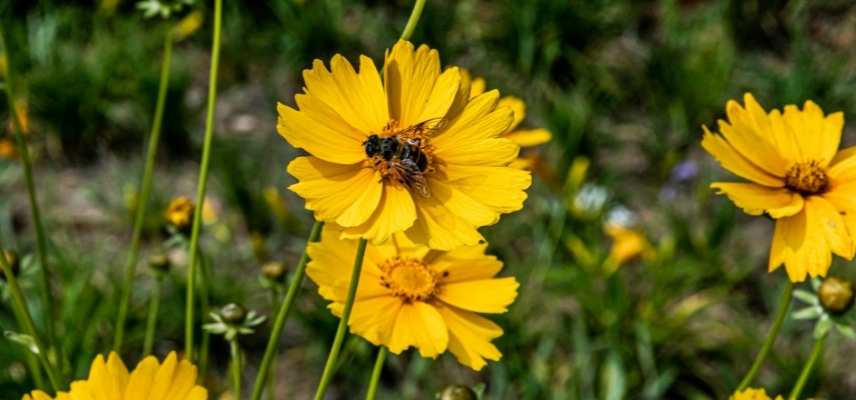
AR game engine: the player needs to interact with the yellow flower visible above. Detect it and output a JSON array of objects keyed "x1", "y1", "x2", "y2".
[
  {"x1": 604, "y1": 223, "x2": 652, "y2": 271},
  {"x1": 730, "y1": 388, "x2": 783, "y2": 400},
  {"x1": 166, "y1": 196, "x2": 195, "y2": 232},
  {"x1": 464, "y1": 71, "x2": 552, "y2": 169},
  {"x1": 277, "y1": 40, "x2": 531, "y2": 250},
  {"x1": 306, "y1": 226, "x2": 519, "y2": 371},
  {"x1": 23, "y1": 352, "x2": 207, "y2": 400},
  {"x1": 703, "y1": 93, "x2": 856, "y2": 282},
  {"x1": 0, "y1": 137, "x2": 16, "y2": 159}
]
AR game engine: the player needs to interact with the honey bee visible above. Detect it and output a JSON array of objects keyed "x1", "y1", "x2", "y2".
[{"x1": 363, "y1": 118, "x2": 447, "y2": 198}]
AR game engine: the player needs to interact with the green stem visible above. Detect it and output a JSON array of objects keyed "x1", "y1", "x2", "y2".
[
  {"x1": 788, "y1": 332, "x2": 827, "y2": 400},
  {"x1": 0, "y1": 21, "x2": 59, "y2": 367},
  {"x1": 114, "y1": 29, "x2": 174, "y2": 353},
  {"x1": 267, "y1": 287, "x2": 279, "y2": 400},
  {"x1": 197, "y1": 253, "x2": 212, "y2": 378},
  {"x1": 142, "y1": 274, "x2": 163, "y2": 356},
  {"x1": 737, "y1": 281, "x2": 794, "y2": 390},
  {"x1": 0, "y1": 240, "x2": 61, "y2": 391},
  {"x1": 185, "y1": 0, "x2": 223, "y2": 361},
  {"x1": 230, "y1": 338, "x2": 242, "y2": 399},
  {"x1": 313, "y1": 238, "x2": 368, "y2": 400},
  {"x1": 399, "y1": 0, "x2": 426, "y2": 41},
  {"x1": 249, "y1": 221, "x2": 323, "y2": 400},
  {"x1": 365, "y1": 346, "x2": 387, "y2": 400}
]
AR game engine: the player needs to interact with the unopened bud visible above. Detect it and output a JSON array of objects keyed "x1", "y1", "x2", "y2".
[
  {"x1": 148, "y1": 254, "x2": 170, "y2": 273},
  {"x1": 439, "y1": 385, "x2": 477, "y2": 400},
  {"x1": 220, "y1": 303, "x2": 247, "y2": 324},
  {"x1": 818, "y1": 276, "x2": 854, "y2": 315},
  {"x1": 1, "y1": 250, "x2": 20, "y2": 281},
  {"x1": 165, "y1": 196, "x2": 195, "y2": 233},
  {"x1": 262, "y1": 261, "x2": 287, "y2": 283}
]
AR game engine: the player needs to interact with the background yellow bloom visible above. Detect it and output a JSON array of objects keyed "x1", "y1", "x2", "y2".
[
  {"x1": 23, "y1": 352, "x2": 207, "y2": 400},
  {"x1": 278, "y1": 40, "x2": 531, "y2": 250},
  {"x1": 306, "y1": 226, "x2": 519, "y2": 371},
  {"x1": 703, "y1": 93, "x2": 856, "y2": 282},
  {"x1": 730, "y1": 388, "x2": 783, "y2": 400}
]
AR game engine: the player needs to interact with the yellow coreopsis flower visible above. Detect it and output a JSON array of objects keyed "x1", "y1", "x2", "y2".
[
  {"x1": 306, "y1": 226, "x2": 519, "y2": 371},
  {"x1": 464, "y1": 71, "x2": 552, "y2": 168},
  {"x1": 23, "y1": 352, "x2": 207, "y2": 400},
  {"x1": 703, "y1": 93, "x2": 856, "y2": 282},
  {"x1": 165, "y1": 196, "x2": 195, "y2": 232},
  {"x1": 278, "y1": 40, "x2": 531, "y2": 250},
  {"x1": 604, "y1": 223, "x2": 653, "y2": 271},
  {"x1": 730, "y1": 388, "x2": 783, "y2": 400}
]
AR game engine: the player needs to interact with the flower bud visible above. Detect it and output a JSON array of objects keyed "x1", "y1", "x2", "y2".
[
  {"x1": 220, "y1": 303, "x2": 247, "y2": 325},
  {"x1": 165, "y1": 196, "x2": 195, "y2": 233},
  {"x1": 261, "y1": 261, "x2": 287, "y2": 283},
  {"x1": 1, "y1": 250, "x2": 20, "y2": 281},
  {"x1": 148, "y1": 253, "x2": 171, "y2": 273},
  {"x1": 439, "y1": 385, "x2": 477, "y2": 400},
  {"x1": 818, "y1": 276, "x2": 854, "y2": 315}
]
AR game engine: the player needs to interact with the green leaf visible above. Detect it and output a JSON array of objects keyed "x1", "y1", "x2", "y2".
[
  {"x1": 814, "y1": 316, "x2": 832, "y2": 339},
  {"x1": 793, "y1": 289, "x2": 817, "y2": 304},
  {"x1": 792, "y1": 306, "x2": 821, "y2": 320},
  {"x1": 600, "y1": 351, "x2": 626, "y2": 400}
]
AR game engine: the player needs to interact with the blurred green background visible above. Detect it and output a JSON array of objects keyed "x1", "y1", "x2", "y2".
[{"x1": 2, "y1": 0, "x2": 856, "y2": 398}]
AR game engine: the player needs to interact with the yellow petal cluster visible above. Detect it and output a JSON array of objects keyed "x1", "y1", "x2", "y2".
[
  {"x1": 703, "y1": 93, "x2": 856, "y2": 282},
  {"x1": 23, "y1": 352, "x2": 207, "y2": 400},
  {"x1": 277, "y1": 40, "x2": 531, "y2": 250},
  {"x1": 729, "y1": 388, "x2": 783, "y2": 400},
  {"x1": 306, "y1": 226, "x2": 518, "y2": 371}
]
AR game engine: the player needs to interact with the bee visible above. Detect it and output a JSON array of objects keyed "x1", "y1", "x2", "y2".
[{"x1": 362, "y1": 118, "x2": 446, "y2": 198}]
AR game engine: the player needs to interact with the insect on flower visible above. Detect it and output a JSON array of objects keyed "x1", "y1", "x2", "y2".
[{"x1": 362, "y1": 118, "x2": 446, "y2": 198}]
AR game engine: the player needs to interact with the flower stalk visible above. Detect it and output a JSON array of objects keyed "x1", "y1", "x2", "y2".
[
  {"x1": 788, "y1": 332, "x2": 827, "y2": 400},
  {"x1": 0, "y1": 21, "x2": 60, "y2": 364},
  {"x1": 142, "y1": 273, "x2": 164, "y2": 356},
  {"x1": 365, "y1": 346, "x2": 387, "y2": 400},
  {"x1": 400, "y1": 0, "x2": 426, "y2": 41},
  {"x1": 249, "y1": 221, "x2": 323, "y2": 400},
  {"x1": 185, "y1": 0, "x2": 223, "y2": 361},
  {"x1": 230, "y1": 338, "x2": 242, "y2": 399},
  {"x1": 313, "y1": 238, "x2": 368, "y2": 400},
  {"x1": 737, "y1": 281, "x2": 794, "y2": 390},
  {"x1": 114, "y1": 27, "x2": 174, "y2": 353}
]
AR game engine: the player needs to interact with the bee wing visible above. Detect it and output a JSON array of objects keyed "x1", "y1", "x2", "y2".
[{"x1": 398, "y1": 117, "x2": 448, "y2": 137}]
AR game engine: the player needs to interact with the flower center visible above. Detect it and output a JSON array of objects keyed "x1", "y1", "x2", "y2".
[
  {"x1": 784, "y1": 161, "x2": 828, "y2": 194},
  {"x1": 378, "y1": 257, "x2": 440, "y2": 302},
  {"x1": 361, "y1": 119, "x2": 438, "y2": 197}
]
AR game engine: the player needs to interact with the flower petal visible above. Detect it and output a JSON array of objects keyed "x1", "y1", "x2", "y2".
[
  {"x1": 436, "y1": 304, "x2": 502, "y2": 371},
  {"x1": 287, "y1": 157, "x2": 382, "y2": 226},
  {"x1": 338, "y1": 183, "x2": 418, "y2": 244},
  {"x1": 384, "y1": 41, "x2": 456, "y2": 127},
  {"x1": 710, "y1": 182, "x2": 803, "y2": 218},
  {"x1": 404, "y1": 196, "x2": 485, "y2": 250},
  {"x1": 721, "y1": 96, "x2": 789, "y2": 176},
  {"x1": 344, "y1": 296, "x2": 401, "y2": 346},
  {"x1": 701, "y1": 126, "x2": 784, "y2": 187},
  {"x1": 433, "y1": 90, "x2": 513, "y2": 149},
  {"x1": 809, "y1": 196, "x2": 853, "y2": 260},
  {"x1": 826, "y1": 145, "x2": 856, "y2": 185},
  {"x1": 505, "y1": 128, "x2": 552, "y2": 147},
  {"x1": 769, "y1": 202, "x2": 835, "y2": 282},
  {"x1": 498, "y1": 96, "x2": 526, "y2": 131},
  {"x1": 442, "y1": 164, "x2": 531, "y2": 214},
  {"x1": 387, "y1": 302, "x2": 448, "y2": 357},
  {"x1": 822, "y1": 181, "x2": 856, "y2": 213},
  {"x1": 276, "y1": 102, "x2": 366, "y2": 164},
  {"x1": 429, "y1": 244, "x2": 502, "y2": 283},
  {"x1": 437, "y1": 277, "x2": 519, "y2": 313},
  {"x1": 125, "y1": 357, "x2": 158, "y2": 400}
]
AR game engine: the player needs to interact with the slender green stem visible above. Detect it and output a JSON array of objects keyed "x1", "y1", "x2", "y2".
[
  {"x1": 400, "y1": 0, "x2": 426, "y2": 41},
  {"x1": 114, "y1": 29, "x2": 174, "y2": 353},
  {"x1": 0, "y1": 240, "x2": 60, "y2": 391},
  {"x1": 0, "y1": 22, "x2": 59, "y2": 365},
  {"x1": 24, "y1": 350, "x2": 46, "y2": 391},
  {"x1": 267, "y1": 287, "x2": 279, "y2": 400},
  {"x1": 249, "y1": 221, "x2": 323, "y2": 400},
  {"x1": 197, "y1": 253, "x2": 212, "y2": 377},
  {"x1": 365, "y1": 347, "x2": 387, "y2": 400},
  {"x1": 142, "y1": 274, "x2": 163, "y2": 356},
  {"x1": 313, "y1": 239, "x2": 368, "y2": 400},
  {"x1": 737, "y1": 281, "x2": 794, "y2": 390},
  {"x1": 185, "y1": 0, "x2": 223, "y2": 361},
  {"x1": 230, "y1": 338, "x2": 242, "y2": 399},
  {"x1": 788, "y1": 332, "x2": 827, "y2": 400}
]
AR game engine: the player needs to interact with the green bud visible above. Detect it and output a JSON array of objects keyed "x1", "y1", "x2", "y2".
[
  {"x1": 818, "y1": 276, "x2": 854, "y2": 315},
  {"x1": 220, "y1": 303, "x2": 247, "y2": 324},
  {"x1": 148, "y1": 253, "x2": 171, "y2": 273},
  {"x1": 439, "y1": 385, "x2": 477, "y2": 400},
  {"x1": 262, "y1": 261, "x2": 287, "y2": 283}
]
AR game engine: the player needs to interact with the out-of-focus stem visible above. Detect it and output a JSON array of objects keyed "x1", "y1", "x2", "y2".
[
  {"x1": 400, "y1": 0, "x2": 426, "y2": 41},
  {"x1": 788, "y1": 332, "x2": 827, "y2": 400},
  {"x1": 365, "y1": 346, "x2": 387, "y2": 400},
  {"x1": 142, "y1": 274, "x2": 163, "y2": 356},
  {"x1": 737, "y1": 281, "x2": 794, "y2": 390}
]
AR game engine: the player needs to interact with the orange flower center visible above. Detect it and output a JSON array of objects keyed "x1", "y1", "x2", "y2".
[
  {"x1": 378, "y1": 257, "x2": 442, "y2": 302},
  {"x1": 362, "y1": 120, "x2": 438, "y2": 197},
  {"x1": 784, "y1": 161, "x2": 828, "y2": 194}
]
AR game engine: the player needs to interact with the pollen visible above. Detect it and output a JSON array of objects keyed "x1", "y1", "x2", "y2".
[
  {"x1": 378, "y1": 257, "x2": 441, "y2": 302},
  {"x1": 784, "y1": 161, "x2": 828, "y2": 195}
]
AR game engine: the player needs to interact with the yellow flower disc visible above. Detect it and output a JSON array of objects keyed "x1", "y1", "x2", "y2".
[
  {"x1": 23, "y1": 352, "x2": 207, "y2": 400},
  {"x1": 702, "y1": 93, "x2": 856, "y2": 282},
  {"x1": 277, "y1": 40, "x2": 532, "y2": 250},
  {"x1": 306, "y1": 226, "x2": 519, "y2": 371}
]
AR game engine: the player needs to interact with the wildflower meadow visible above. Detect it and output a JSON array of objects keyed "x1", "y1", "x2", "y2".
[{"x1": 2, "y1": 0, "x2": 856, "y2": 399}]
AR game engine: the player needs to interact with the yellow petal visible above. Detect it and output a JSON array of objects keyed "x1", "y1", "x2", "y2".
[
  {"x1": 822, "y1": 181, "x2": 856, "y2": 213},
  {"x1": 302, "y1": 55, "x2": 388, "y2": 133},
  {"x1": 504, "y1": 128, "x2": 552, "y2": 147},
  {"x1": 187, "y1": 387, "x2": 208, "y2": 400},
  {"x1": 417, "y1": 66, "x2": 461, "y2": 123},
  {"x1": 429, "y1": 178, "x2": 501, "y2": 227},
  {"x1": 769, "y1": 205, "x2": 833, "y2": 282},
  {"x1": 498, "y1": 96, "x2": 525, "y2": 131},
  {"x1": 411, "y1": 302, "x2": 449, "y2": 358},
  {"x1": 717, "y1": 117, "x2": 787, "y2": 177},
  {"x1": 826, "y1": 145, "x2": 856, "y2": 185},
  {"x1": 148, "y1": 352, "x2": 179, "y2": 400},
  {"x1": 384, "y1": 41, "x2": 454, "y2": 127},
  {"x1": 710, "y1": 182, "x2": 803, "y2": 218},
  {"x1": 276, "y1": 102, "x2": 366, "y2": 164},
  {"x1": 287, "y1": 157, "x2": 382, "y2": 226},
  {"x1": 469, "y1": 77, "x2": 486, "y2": 98},
  {"x1": 436, "y1": 304, "x2": 502, "y2": 371},
  {"x1": 345, "y1": 296, "x2": 401, "y2": 345},
  {"x1": 405, "y1": 196, "x2": 485, "y2": 250},
  {"x1": 808, "y1": 196, "x2": 853, "y2": 260},
  {"x1": 437, "y1": 277, "x2": 519, "y2": 313},
  {"x1": 701, "y1": 127, "x2": 783, "y2": 187},
  {"x1": 443, "y1": 164, "x2": 531, "y2": 214},
  {"x1": 163, "y1": 359, "x2": 198, "y2": 400},
  {"x1": 125, "y1": 357, "x2": 158, "y2": 400},
  {"x1": 430, "y1": 247, "x2": 502, "y2": 283},
  {"x1": 433, "y1": 90, "x2": 513, "y2": 149},
  {"x1": 338, "y1": 183, "x2": 418, "y2": 244}
]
